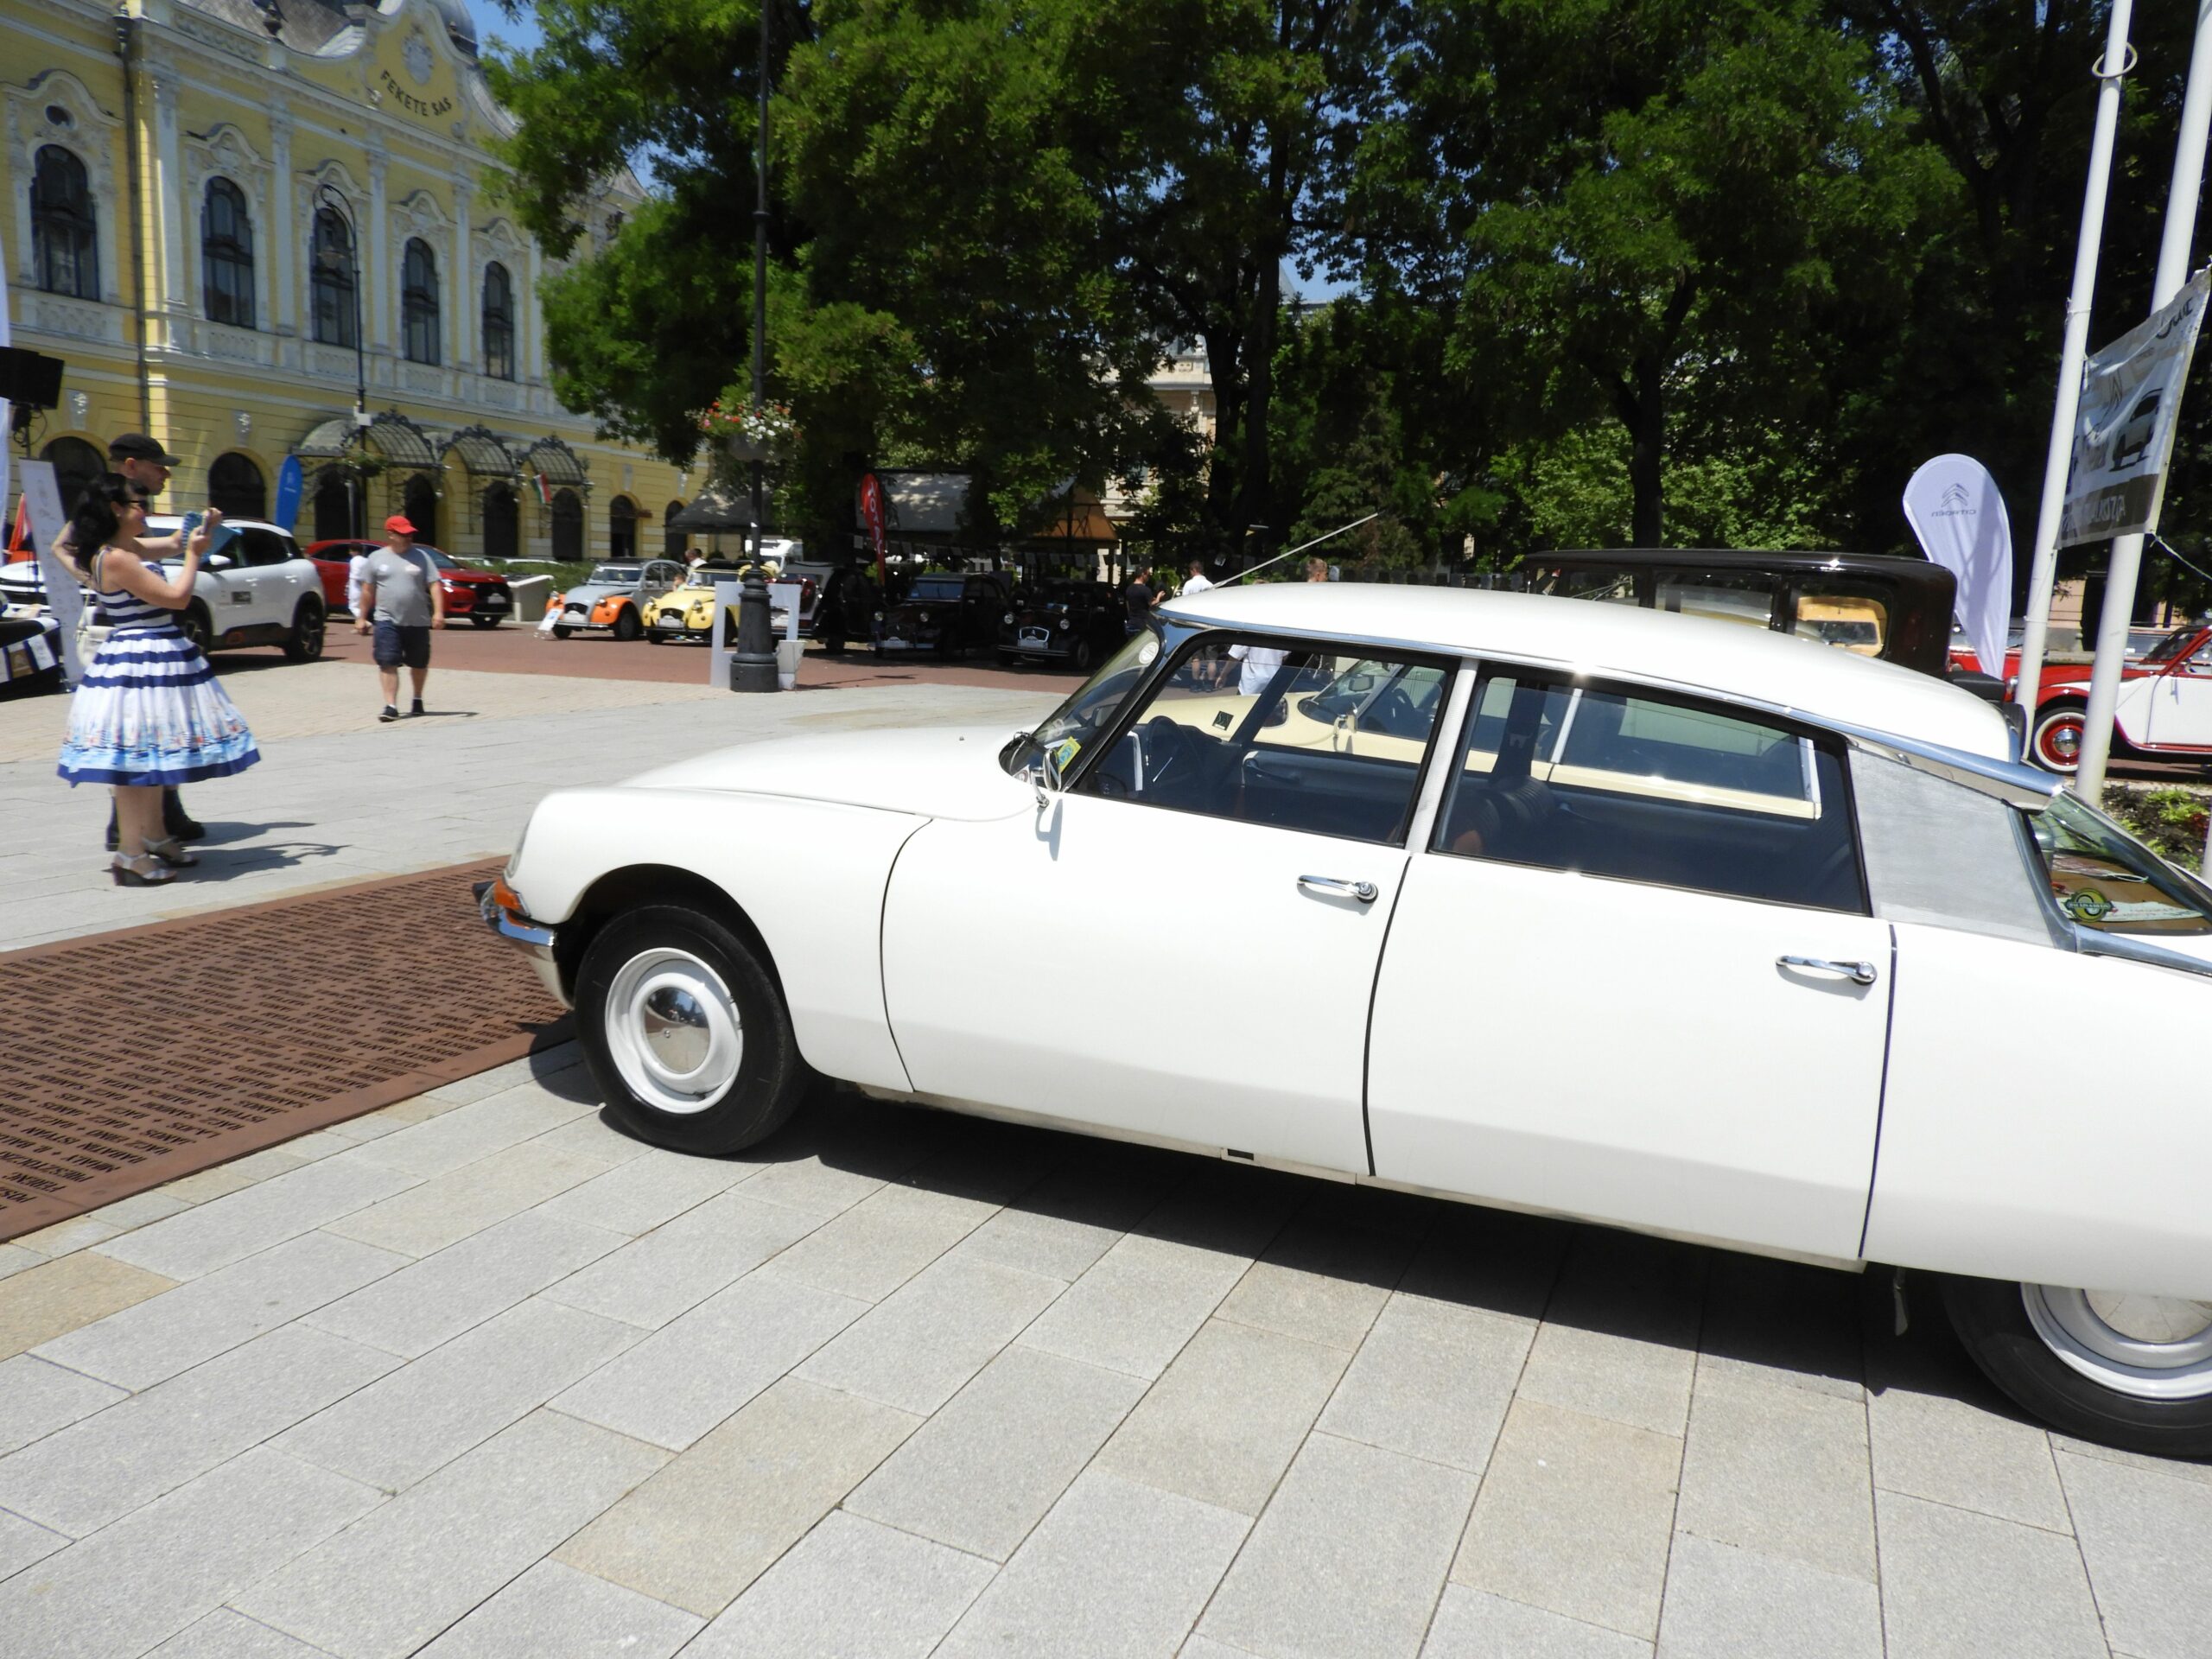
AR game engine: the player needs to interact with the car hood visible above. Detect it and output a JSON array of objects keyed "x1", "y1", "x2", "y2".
[
  {"x1": 626, "y1": 725, "x2": 1033, "y2": 821},
  {"x1": 560, "y1": 582, "x2": 633, "y2": 607}
]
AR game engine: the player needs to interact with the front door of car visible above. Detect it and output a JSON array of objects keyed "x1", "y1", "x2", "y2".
[
  {"x1": 2142, "y1": 636, "x2": 2212, "y2": 748},
  {"x1": 880, "y1": 634, "x2": 1452, "y2": 1175},
  {"x1": 1365, "y1": 667, "x2": 1892, "y2": 1262}
]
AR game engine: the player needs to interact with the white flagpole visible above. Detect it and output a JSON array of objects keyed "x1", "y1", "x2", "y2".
[
  {"x1": 2075, "y1": 0, "x2": 2212, "y2": 797},
  {"x1": 2014, "y1": 0, "x2": 2139, "y2": 729}
]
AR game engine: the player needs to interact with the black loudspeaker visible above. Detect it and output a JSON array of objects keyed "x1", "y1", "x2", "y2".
[{"x1": 0, "y1": 347, "x2": 65, "y2": 410}]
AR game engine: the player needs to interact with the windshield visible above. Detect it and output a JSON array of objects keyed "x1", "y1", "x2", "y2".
[
  {"x1": 2027, "y1": 791, "x2": 2212, "y2": 935},
  {"x1": 588, "y1": 565, "x2": 640, "y2": 584},
  {"x1": 423, "y1": 550, "x2": 458, "y2": 571},
  {"x1": 908, "y1": 575, "x2": 963, "y2": 601},
  {"x1": 2142, "y1": 628, "x2": 2203, "y2": 665},
  {"x1": 1005, "y1": 627, "x2": 1161, "y2": 777}
]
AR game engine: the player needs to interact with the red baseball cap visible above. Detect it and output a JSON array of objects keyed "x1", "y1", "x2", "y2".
[{"x1": 383, "y1": 514, "x2": 417, "y2": 537}]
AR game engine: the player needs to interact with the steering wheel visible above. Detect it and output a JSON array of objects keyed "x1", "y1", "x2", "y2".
[
  {"x1": 1368, "y1": 684, "x2": 1421, "y2": 735},
  {"x1": 1142, "y1": 716, "x2": 1202, "y2": 791}
]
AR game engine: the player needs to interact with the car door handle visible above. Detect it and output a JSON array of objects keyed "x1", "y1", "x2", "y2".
[
  {"x1": 1299, "y1": 874, "x2": 1378, "y2": 904},
  {"x1": 1778, "y1": 955, "x2": 1878, "y2": 986}
]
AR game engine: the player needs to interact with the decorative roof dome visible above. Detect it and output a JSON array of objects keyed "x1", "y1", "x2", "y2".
[{"x1": 429, "y1": 0, "x2": 477, "y2": 55}]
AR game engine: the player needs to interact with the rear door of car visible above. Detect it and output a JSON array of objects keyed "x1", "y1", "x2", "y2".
[
  {"x1": 1364, "y1": 662, "x2": 1892, "y2": 1262},
  {"x1": 232, "y1": 528, "x2": 308, "y2": 631}
]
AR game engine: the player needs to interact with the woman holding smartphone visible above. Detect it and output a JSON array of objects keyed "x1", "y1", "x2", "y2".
[{"x1": 55, "y1": 475, "x2": 261, "y2": 886}]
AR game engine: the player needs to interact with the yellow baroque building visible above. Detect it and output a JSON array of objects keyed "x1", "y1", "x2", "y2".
[{"x1": 3, "y1": 0, "x2": 695, "y2": 563}]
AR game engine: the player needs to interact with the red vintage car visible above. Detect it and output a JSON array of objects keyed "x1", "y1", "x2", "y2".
[
  {"x1": 303, "y1": 539, "x2": 514, "y2": 627},
  {"x1": 2015, "y1": 623, "x2": 2212, "y2": 772}
]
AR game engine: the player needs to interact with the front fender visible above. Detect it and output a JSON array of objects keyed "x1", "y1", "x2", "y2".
[{"x1": 512, "y1": 786, "x2": 925, "y2": 1092}]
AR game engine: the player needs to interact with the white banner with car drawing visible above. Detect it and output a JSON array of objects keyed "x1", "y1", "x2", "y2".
[{"x1": 2059, "y1": 267, "x2": 2210, "y2": 547}]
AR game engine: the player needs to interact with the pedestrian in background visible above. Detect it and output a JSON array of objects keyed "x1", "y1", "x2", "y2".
[
  {"x1": 345, "y1": 545, "x2": 371, "y2": 619},
  {"x1": 1124, "y1": 566, "x2": 1157, "y2": 632},
  {"x1": 354, "y1": 514, "x2": 444, "y2": 722},
  {"x1": 55, "y1": 480, "x2": 257, "y2": 886},
  {"x1": 1306, "y1": 556, "x2": 1331, "y2": 583},
  {"x1": 48, "y1": 434, "x2": 209, "y2": 851},
  {"x1": 1182, "y1": 558, "x2": 1213, "y2": 596}
]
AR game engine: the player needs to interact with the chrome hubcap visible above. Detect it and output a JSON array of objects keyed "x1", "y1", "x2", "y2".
[
  {"x1": 2024, "y1": 1284, "x2": 2212, "y2": 1402},
  {"x1": 603, "y1": 947, "x2": 742, "y2": 1115}
]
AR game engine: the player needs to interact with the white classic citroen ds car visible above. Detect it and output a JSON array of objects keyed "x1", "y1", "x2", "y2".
[{"x1": 483, "y1": 583, "x2": 2212, "y2": 1454}]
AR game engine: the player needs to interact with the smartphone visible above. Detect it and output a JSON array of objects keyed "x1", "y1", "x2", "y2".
[{"x1": 179, "y1": 512, "x2": 239, "y2": 560}]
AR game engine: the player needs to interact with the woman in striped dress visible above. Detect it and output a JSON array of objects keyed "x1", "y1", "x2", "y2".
[{"x1": 55, "y1": 476, "x2": 259, "y2": 885}]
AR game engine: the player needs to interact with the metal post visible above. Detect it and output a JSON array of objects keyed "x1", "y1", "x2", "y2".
[
  {"x1": 2014, "y1": 0, "x2": 2139, "y2": 728},
  {"x1": 2078, "y1": 0, "x2": 2212, "y2": 798},
  {"x1": 750, "y1": 2, "x2": 770, "y2": 567}
]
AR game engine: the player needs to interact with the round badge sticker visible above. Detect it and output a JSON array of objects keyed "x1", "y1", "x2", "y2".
[
  {"x1": 1137, "y1": 637, "x2": 1160, "y2": 666},
  {"x1": 2066, "y1": 887, "x2": 2114, "y2": 922}
]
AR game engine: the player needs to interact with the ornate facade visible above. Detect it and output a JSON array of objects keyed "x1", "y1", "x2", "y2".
[{"x1": 3, "y1": 0, "x2": 695, "y2": 561}]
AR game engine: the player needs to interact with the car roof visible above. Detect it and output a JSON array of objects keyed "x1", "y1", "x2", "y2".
[
  {"x1": 1160, "y1": 582, "x2": 2012, "y2": 759},
  {"x1": 145, "y1": 516, "x2": 293, "y2": 536}
]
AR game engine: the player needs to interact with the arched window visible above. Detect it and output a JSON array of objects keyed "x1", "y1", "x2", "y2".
[
  {"x1": 41, "y1": 436, "x2": 106, "y2": 515},
  {"x1": 312, "y1": 468, "x2": 355, "y2": 542},
  {"x1": 402, "y1": 474, "x2": 439, "y2": 548},
  {"x1": 309, "y1": 208, "x2": 357, "y2": 348},
  {"x1": 402, "y1": 238, "x2": 440, "y2": 365},
  {"x1": 550, "y1": 487, "x2": 582, "y2": 561},
  {"x1": 608, "y1": 497, "x2": 638, "y2": 561},
  {"x1": 480, "y1": 262, "x2": 515, "y2": 381},
  {"x1": 201, "y1": 179, "x2": 255, "y2": 329},
  {"x1": 664, "y1": 500, "x2": 689, "y2": 558},
  {"x1": 207, "y1": 452, "x2": 266, "y2": 520},
  {"x1": 482, "y1": 482, "x2": 518, "y2": 562},
  {"x1": 32, "y1": 146, "x2": 99, "y2": 300}
]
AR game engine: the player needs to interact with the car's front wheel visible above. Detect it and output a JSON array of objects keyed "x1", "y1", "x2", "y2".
[
  {"x1": 575, "y1": 905, "x2": 806, "y2": 1156},
  {"x1": 1943, "y1": 1274, "x2": 2212, "y2": 1457},
  {"x1": 552, "y1": 624, "x2": 575, "y2": 639},
  {"x1": 611, "y1": 604, "x2": 643, "y2": 643},
  {"x1": 2030, "y1": 699, "x2": 2087, "y2": 773},
  {"x1": 470, "y1": 612, "x2": 502, "y2": 629}
]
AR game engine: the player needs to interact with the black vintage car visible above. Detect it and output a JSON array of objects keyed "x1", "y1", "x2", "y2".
[
  {"x1": 996, "y1": 578, "x2": 1125, "y2": 673},
  {"x1": 873, "y1": 571, "x2": 1010, "y2": 658}
]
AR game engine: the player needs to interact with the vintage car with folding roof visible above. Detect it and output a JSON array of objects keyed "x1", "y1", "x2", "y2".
[{"x1": 483, "y1": 584, "x2": 2212, "y2": 1455}]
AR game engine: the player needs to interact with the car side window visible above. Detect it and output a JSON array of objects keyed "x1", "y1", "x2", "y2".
[
  {"x1": 1433, "y1": 668, "x2": 1866, "y2": 912},
  {"x1": 1071, "y1": 635, "x2": 1447, "y2": 845},
  {"x1": 230, "y1": 529, "x2": 284, "y2": 568}
]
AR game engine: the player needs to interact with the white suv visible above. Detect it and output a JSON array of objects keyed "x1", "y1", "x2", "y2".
[{"x1": 0, "y1": 517, "x2": 327, "y2": 662}]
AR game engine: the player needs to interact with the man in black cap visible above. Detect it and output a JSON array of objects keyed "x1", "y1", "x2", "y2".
[{"x1": 54, "y1": 434, "x2": 207, "y2": 847}]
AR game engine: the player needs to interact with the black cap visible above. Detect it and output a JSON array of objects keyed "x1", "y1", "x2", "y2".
[{"x1": 108, "y1": 433, "x2": 180, "y2": 467}]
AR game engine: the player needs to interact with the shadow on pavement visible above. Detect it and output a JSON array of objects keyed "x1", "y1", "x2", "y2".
[{"x1": 536, "y1": 1065, "x2": 2015, "y2": 1423}]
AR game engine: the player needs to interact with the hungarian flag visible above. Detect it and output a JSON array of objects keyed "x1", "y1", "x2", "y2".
[{"x1": 534, "y1": 471, "x2": 552, "y2": 508}]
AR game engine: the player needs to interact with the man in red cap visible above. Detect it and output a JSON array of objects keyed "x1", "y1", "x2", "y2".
[{"x1": 354, "y1": 514, "x2": 443, "y2": 721}]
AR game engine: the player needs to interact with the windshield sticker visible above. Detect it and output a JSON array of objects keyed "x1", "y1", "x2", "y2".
[{"x1": 1137, "y1": 638, "x2": 1160, "y2": 666}]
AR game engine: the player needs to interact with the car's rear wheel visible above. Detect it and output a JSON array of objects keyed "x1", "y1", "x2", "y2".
[
  {"x1": 180, "y1": 602, "x2": 213, "y2": 655},
  {"x1": 1942, "y1": 1274, "x2": 2212, "y2": 1457},
  {"x1": 575, "y1": 905, "x2": 806, "y2": 1156},
  {"x1": 282, "y1": 597, "x2": 326, "y2": 662},
  {"x1": 470, "y1": 612, "x2": 502, "y2": 629},
  {"x1": 2030, "y1": 700, "x2": 2087, "y2": 773},
  {"x1": 612, "y1": 604, "x2": 643, "y2": 642},
  {"x1": 1071, "y1": 635, "x2": 1096, "y2": 674}
]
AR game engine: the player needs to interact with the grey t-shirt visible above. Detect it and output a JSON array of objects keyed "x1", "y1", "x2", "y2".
[{"x1": 363, "y1": 546, "x2": 438, "y2": 626}]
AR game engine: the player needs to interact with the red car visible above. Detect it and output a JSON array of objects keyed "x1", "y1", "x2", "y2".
[
  {"x1": 302, "y1": 539, "x2": 514, "y2": 627},
  {"x1": 2018, "y1": 623, "x2": 2212, "y2": 772}
]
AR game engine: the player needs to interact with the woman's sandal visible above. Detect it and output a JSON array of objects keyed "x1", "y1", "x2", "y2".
[
  {"x1": 111, "y1": 854, "x2": 180, "y2": 887},
  {"x1": 145, "y1": 836, "x2": 200, "y2": 868}
]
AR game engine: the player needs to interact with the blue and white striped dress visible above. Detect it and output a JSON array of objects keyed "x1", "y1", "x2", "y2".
[{"x1": 55, "y1": 551, "x2": 259, "y2": 786}]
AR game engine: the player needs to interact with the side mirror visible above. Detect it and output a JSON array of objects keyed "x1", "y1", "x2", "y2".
[{"x1": 205, "y1": 553, "x2": 235, "y2": 571}]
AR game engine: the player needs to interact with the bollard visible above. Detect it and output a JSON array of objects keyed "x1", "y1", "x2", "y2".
[{"x1": 728, "y1": 570, "x2": 780, "y2": 692}]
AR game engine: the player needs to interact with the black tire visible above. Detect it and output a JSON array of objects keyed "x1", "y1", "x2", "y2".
[
  {"x1": 552, "y1": 624, "x2": 576, "y2": 639},
  {"x1": 180, "y1": 602, "x2": 213, "y2": 654},
  {"x1": 612, "y1": 604, "x2": 644, "y2": 642},
  {"x1": 645, "y1": 628, "x2": 666, "y2": 645},
  {"x1": 575, "y1": 905, "x2": 807, "y2": 1156},
  {"x1": 2029, "y1": 700, "x2": 2087, "y2": 774},
  {"x1": 1071, "y1": 635, "x2": 1096, "y2": 674},
  {"x1": 1941, "y1": 1274, "x2": 2212, "y2": 1458},
  {"x1": 282, "y1": 598, "x2": 326, "y2": 662},
  {"x1": 469, "y1": 612, "x2": 502, "y2": 629}
]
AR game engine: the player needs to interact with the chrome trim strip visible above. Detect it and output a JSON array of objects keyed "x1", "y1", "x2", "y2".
[
  {"x1": 475, "y1": 880, "x2": 556, "y2": 958},
  {"x1": 2071, "y1": 929, "x2": 2212, "y2": 982}
]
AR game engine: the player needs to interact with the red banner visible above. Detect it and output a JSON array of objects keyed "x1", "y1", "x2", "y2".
[{"x1": 859, "y1": 472, "x2": 887, "y2": 582}]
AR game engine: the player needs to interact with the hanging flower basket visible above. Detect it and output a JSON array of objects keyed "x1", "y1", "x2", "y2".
[{"x1": 701, "y1": 399, "x2": 798, "y2": 466}]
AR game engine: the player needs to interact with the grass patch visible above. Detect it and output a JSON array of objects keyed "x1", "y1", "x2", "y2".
[{"x1": 2101, "y1": 782, "x2": 2210, "y2": 874}]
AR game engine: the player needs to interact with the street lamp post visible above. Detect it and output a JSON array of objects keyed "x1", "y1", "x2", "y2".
[{"x1": 314, "y1": 183, "x2": 369, "y2": 538}]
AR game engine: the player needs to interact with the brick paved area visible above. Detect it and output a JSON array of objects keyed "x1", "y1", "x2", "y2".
[
  {"x1": 0, "y1": 860, "x2": 563, "y2": 1241},
  {"x1": 2, "y1": 1051, "x2": 2207, "y2": 1658}
]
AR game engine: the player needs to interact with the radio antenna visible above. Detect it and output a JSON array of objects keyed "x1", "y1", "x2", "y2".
[{"x1": 1214, "y1": 513, "x2": 1379, "y2": 588}]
